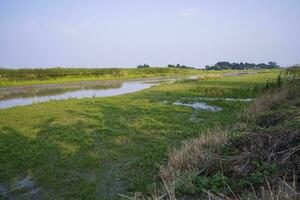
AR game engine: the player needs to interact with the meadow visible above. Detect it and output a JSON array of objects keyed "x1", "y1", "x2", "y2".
[
  {"x1": 0, "y1": 68, "x2": 210, "y2": 87},
  {"x1": 0, "y1": 69, "x2": 289, "y2": 199},
  {"x1": 155, "y1": 69, "x2": 299, "y2": 199}
]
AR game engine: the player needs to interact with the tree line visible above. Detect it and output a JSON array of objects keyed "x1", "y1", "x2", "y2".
[
  {"x1": 137, "y1": 62, "x2": 280, "y2": 70},
  {"x1": 167, "y1": 64, "x2": 194, "y2": 69},
  {"x1": 205, "y1": 61, "x2": 279, "y2": 70},
  {"x1": 137, "y1": 64, "x2": 194, "y2": 69}
]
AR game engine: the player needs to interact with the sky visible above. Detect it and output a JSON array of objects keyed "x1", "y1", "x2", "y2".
[{"x1": 0, "y1": 0, "x2": 299, "y2": 68}]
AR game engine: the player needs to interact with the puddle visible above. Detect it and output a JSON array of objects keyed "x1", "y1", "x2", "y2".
[
  {"x1": 0, "y1": 176, "x2": 41, "y2": 200},
  {"x1": 174, "y1": 101, "x2": 222, "y2": 111},
  {"x1": 0, "y1": 185, "x2": 8, "y2": 197},
  {"x1": 223, "y1": 72, "x2": 257, "y2": 77},
  {"x1": 15, "y1": 177, "x2": 35, "y2": 190},
  {"x1": 194, "y1": 97, "x2": 253, "y2": 102}
]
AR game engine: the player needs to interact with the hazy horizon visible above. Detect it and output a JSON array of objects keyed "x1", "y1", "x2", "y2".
[{"x1": 1, "y1": 0, "x2": 300, "y2": 69}]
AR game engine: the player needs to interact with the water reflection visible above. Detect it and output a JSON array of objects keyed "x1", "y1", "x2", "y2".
[
  {"x1": 0, "y1": 82, "x2": 122, "y2": 100},
  {"x1": 0, "y1": 81, "x2": 155, "y2": 109}
]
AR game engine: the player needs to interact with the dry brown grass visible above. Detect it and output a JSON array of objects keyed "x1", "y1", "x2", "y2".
[
  {"x1": 157, "y1": 128, "x2": 228, "y2": 199},
  {"x1": 203, "y1": 178, "x2": 300, "y2": 200},
  {"x1": 161, "y1": 128, "x2": 227, "y2": 180},
  {"x1": 258, "y1": 179, "x2": 300, "y2": 200},
  {"x1": 124, "y1": 179, "x2": 300, "y2": 200},
  {"x1": 246, "y1": 83, "x2": 297, "y2": 121},
  {"x1": 226, "y1": 130, "x2": 300, "y2": 179}
]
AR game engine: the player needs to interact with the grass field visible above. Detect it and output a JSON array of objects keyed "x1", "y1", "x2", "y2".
[
  {"x1": 0, "y1": 68, "x2": 205, "y2": 87},
  {"x1": 0, "y1": 70, "x2": 281, "y2": 199},
  {"x1": 0, "y1": 67, "x2": 268, "y2": 87}
]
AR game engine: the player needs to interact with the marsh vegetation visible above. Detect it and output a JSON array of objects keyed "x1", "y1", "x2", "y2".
[
  {"x1": 0, "y1": 68, "x2": 205, "y2": 87},
  {"x1": 0, "y1": 68, "x2": 298, "y2": 200}
]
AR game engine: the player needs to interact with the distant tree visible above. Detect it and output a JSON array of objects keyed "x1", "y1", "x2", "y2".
[
  {"x1": 215, "y1": 61, "x2": 231, "y2": 70},
  {"x1": 137, "y1": 64, "x2": 150, "y2": 68},
  {"x1": 167, "y1": 64, "x2": 194, "y2": 69},
  {"x1": 268, "y1": 61, "x2": 279, "y2": 68}
]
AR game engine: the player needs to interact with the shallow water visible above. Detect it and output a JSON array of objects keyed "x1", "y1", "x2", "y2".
[
  {"x1": 0, "y1": 176, "x2": 40, "y2": 199},
  {"x1": 174, "y1": 101, "x2": 222, "y2": 111},
  {"x1": 0, "y1": 81, "x2": 155, "y2": 109},
  {"x1": 194, "y1": 97, "x2": 253, "y2": 102}
]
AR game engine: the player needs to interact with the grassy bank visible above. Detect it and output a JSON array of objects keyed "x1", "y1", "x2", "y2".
[
  {"x1": 0, "y1": 68, "x2": 206, "y2": 87},
  {"x1": 0, "y1": 70, "x2": 282, "y2": 199},
  {"x1": 139, "y1": 69, "x2": 300, "y2": 199},
  {"x1": 0, "y1": 68, "x2": 273, "y2": 87}
]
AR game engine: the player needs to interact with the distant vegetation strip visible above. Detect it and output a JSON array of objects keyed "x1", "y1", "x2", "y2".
[
  {"x1": 0, "y1": 62, "x2": 289, "y2": 87},
  {"x1": 0, "y1": 67, "x2": 241, "y2": 87},
  {"x1": 0, "y1": 68, "x2": 201, "y2": 79},
  {"x1": 205, "y1": 61, "x2": 280, "y2": 70}
]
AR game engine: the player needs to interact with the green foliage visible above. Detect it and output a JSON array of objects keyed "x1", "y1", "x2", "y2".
[
  {"x1": 264, "y1": 73, "x2": 284, "y2": 90},
  {"x1": 176, "y1": 172, "x2": 230, "y2": 195},
  {"x1": 137, "y1": 64, "x2": 150, "y2": 68},
  {"x1": 205, "y1": 61, "x2": 279, "y2": 70},
  {"x1": 286, "y1": 65, "x2": 300, "y2": 78},
  {"x1": 176, "y1": 163, "x2": 278, "y2": 196},
  {"x1": 209, "y1": 173, "x2": 230, "y2": 192},
  {"x1": 276, "y1": 73, "x2": 283, "y2": 87},
  {"x1": 167, "y1": 64, "x2": 194, "y2": 69},
  {"x1": 233, "y1": 163, "x2": 277, "y2": 189},
  {"x1": 192, "y1": 175, "x2": 210, "y2": 192}
]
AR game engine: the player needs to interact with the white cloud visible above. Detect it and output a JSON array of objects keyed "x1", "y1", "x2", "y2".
[{"x1": 179, "y1": 6, "x2": 201, "y2": 17}]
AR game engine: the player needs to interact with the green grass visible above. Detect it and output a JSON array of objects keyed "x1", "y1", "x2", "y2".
[
  {"x1": 0, "y1": 67, "x2": 206, "y2": 87},
  {"x1": 0, "y1": 67, "x2": 266, "y2": 87},
  {"x1": 163, "y1": 79, "x2": 300, "y2": 199},
  {"x1": 0, "y1": 70, "x2": 280, "y2": 199}
]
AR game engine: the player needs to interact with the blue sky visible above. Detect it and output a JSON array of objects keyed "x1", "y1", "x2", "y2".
[{"x1": 0, "y1": 0, "x2": 299, "y2": 68}]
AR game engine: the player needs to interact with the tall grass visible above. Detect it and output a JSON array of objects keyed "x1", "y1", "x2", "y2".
[
  {"x1": 125, "y1": 70, "x2": 300, "y2": 200},
  {"x1": 245, "y1": 80, "x2": 298, "y2": 121}
]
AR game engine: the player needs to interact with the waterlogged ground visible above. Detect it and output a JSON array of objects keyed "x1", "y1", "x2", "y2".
[
  {"x1": 0, "y1": 76, "x2": 196, "y2": 109},
  {"x1": 173, "y1": 101, "x2": 222, "y2": 111},
  {"x1": 0, "y1": 71, "x2": 280, "y2": 199}
]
